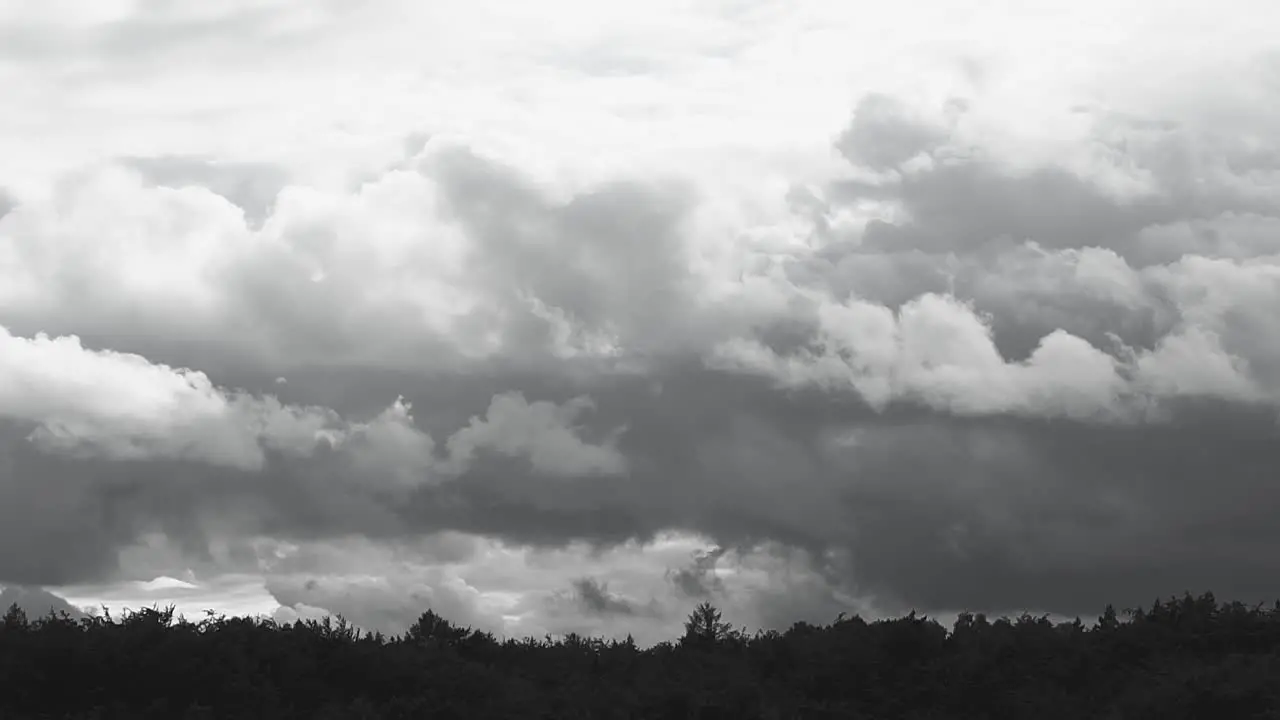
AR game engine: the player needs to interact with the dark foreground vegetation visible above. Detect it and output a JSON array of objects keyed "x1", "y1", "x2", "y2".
[{"x1": 4, "y1": 593, "x2": 1280, "y2": 719}]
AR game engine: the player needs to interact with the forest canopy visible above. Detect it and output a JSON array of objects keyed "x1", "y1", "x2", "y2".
[{"x1": 2, "y1": 592, "x2": 1280, "y2": 719}]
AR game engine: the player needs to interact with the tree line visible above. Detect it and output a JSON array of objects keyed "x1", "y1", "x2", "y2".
[{"x1": 2, "y1": 592, "x2": 1280, "y2": 718}]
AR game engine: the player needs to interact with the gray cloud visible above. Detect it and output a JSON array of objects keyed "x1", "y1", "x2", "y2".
[
  {"x1": 424, "y1": 145, "x2": 704, "y2": 359},
  {"x1": 667, "y1": 547, "x2": 728, "y2": 599},
  {"x1": 572, "y1": 577, "x2": 639, "y2": 616},
  {"x1": 834, "y1": 93, "x2": 957, "y2": 172},
  {"x1": 8, "y1": 354, "x2": 1280, "y2": 621}
]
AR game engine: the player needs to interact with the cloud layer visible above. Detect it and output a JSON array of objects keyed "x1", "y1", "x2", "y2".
[{"x1": 1, "y1": 0, "x2": 1278, "y2": 640}]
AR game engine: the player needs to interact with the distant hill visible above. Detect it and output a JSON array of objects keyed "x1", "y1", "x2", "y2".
[{"x1": 0, "y1": 585, "x2": 87, "y2": 621}]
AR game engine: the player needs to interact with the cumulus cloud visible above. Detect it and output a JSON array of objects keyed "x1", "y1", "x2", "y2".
[
  {"x1": 709, "y1": 290, "x2": 1268, "y2": 421},
  {"x1": 0, "y1": 321, "x2": 622, "y2": 487},
  {"x1": 0, "y1": 326, "x2": 338, "y2": 470},
  {"x1": 0, "y1": 145, "x2": 707, "y2": 377},
  {"x1": 335, "y1": 397, "x2": 439, "y2": 488},
  {"x1": 444, "y1": 392, "x2": 627, "y2": 478}
]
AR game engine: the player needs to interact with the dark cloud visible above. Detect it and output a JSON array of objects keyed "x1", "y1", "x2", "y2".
[
  {"x1": 0, "y1": 424, "x2": 131, "y2": 586},
  {"x1": 0, "y1": 386, "x2": 1272, "y2": 633},
  {"x1": 826, "y1": 407, "x2": 1280, "y2": 615},
  {"x1": 572, "y1": 577, "x2": 637, "y2": 616},
  {"x1": 667, "y1": 547, "x2": 728, "y2": 599},
  {"x1": 7, "y1": 344, "x2": 1280, "y2": 621}
]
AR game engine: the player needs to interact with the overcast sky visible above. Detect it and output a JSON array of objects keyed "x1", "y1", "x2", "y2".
[{"x1": 1, "y1": 0, "x2": 1279, "y2": 645}]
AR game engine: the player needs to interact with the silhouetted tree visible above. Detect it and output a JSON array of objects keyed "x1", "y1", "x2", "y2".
[
  {"x1": 1, "y1": 590, "x2": 1279, "y2": 718},
  {"x1": 2, "y1": 603, "x2": 28, "y2": 632},
  {"x1": 681, "y1": 601, "x2": 735, "y2": 649}
]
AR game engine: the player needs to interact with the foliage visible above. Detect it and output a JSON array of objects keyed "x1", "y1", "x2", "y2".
[{"x1": 2, "y1": 592, "x2": 1280, "y2": 718}]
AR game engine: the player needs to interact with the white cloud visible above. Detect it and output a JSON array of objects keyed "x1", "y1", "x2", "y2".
[
  {"x1": 0, "y1": 160, "x2": 487, "y2": 371},
  {"x1": 1130, "y1": 326, "x2": 1260, "y2": 403},
  {"x1": 0, "y1": 324, "x2": 623, "y2": 484},
  {"x1": 710, "y1": 286, "x2": 1275, "y2": 420},
  {"x1": 0, "y1": 325, "x2": 337, "y2": 470},
  {"x1": 4, "y1": 0, "x2": 1266, "y2": 205}
]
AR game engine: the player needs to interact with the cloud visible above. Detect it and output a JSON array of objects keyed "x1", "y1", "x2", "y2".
[
  {"x1": 709, "y1": 291, "x2": 1269, "y2": 422},
  {"x1": 268, "y1": 573, "x2": 491, "y2": 637},
  {"x1": 0, "y1": 144, "x2": 707, "y2": 378},
  {"x1": 443, "y1": 392, "x2": 627, "y2": 478},
  {"x1": 251, "y1": 533, "x2": 876, "y2": 645},
  {"x1": 56, "y1": 572, "x2": 280, "y2": 623},
  {"x1": 835, "y1": 93, "x2": 956, "y2": 172},
  {"x1": 702, "y1": 76, "x2": 1280, "y2": 426},
  {"x1": 0, "y1": 320, "x2": 622, "y2": 487},
  {"x1": 667, "y1": 546, "x2": 728, "y2": 599},
  {"x1": 334, "y1": 397, "x2": 439, "y2": 489},
  {"x1": 0, "y1": 326, "x2": 338, "y2": 470},
  {"x1": 572, "y1": 577, "x2": 641, "y2": 616}
]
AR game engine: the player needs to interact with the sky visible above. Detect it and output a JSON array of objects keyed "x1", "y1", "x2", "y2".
[{"x1": 1, "y1": 0, "x2": 1278, "y2": 646}]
